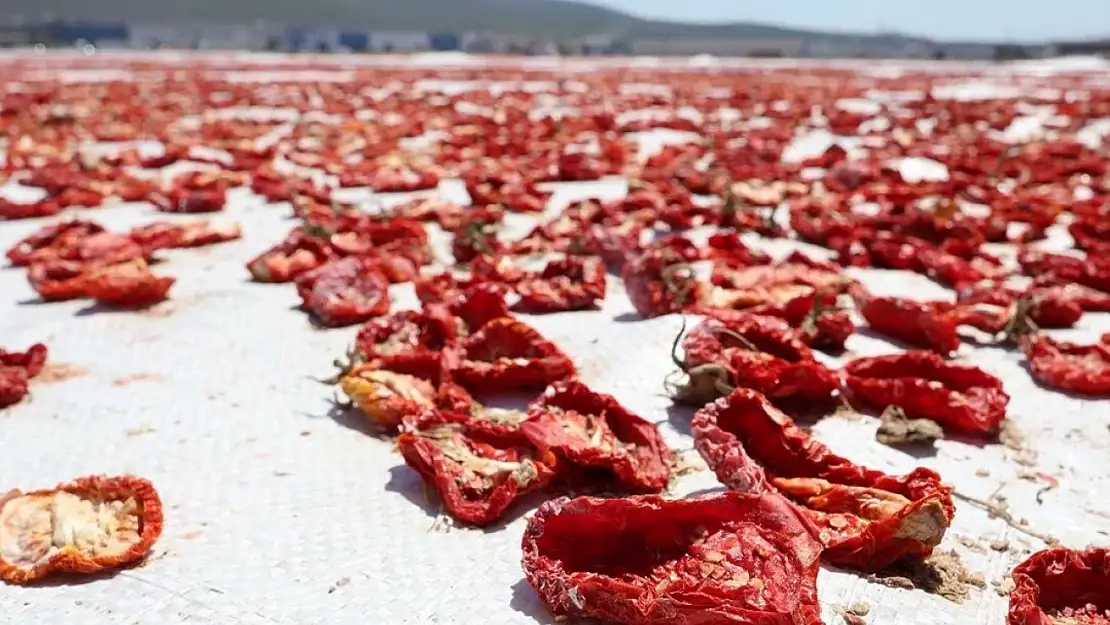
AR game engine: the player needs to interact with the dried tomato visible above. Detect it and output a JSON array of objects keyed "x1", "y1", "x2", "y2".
[
  {"x1": 129, "y1": 220, "x2": 241, "y2": 251},
  {"x1": 397, "y1": 421, "x2": 556, "y2": 526},
  {"x1": 422, "y1": 392, "x2": 533, "y2": 443},
  {"x1": 693, "y1": 388, "x2": 953, "y2": 571},
  {"x1": 1069, "y1": 220, "x2": 1110, "y2": 255},
  {"x1": 0, "y1": 343, "x2": 46, "y2": 408},
  {"x1": 1018, "y1": 249, "x2": 1110, "y2": 294},
  {"x1": 82, "y1": 259, "x2": 176, "y2": 308},
  {"x1": 580, "y1": 220, "x2": 645, "y2": 269},
  {"x1": 0, "y1": 368, "x2": 30, "y2": 409},
  {"x1": 1021, "y1": 335, "x2": 1110, "y2": 396},
  {"x1": 795, "y1": 293, "x2": 855, "y2": 352},
  {"x1": 719, "y1": 286, "x2": 854, "y2": 352},
  {"x1": 246, "y1": 230, "x2": 334, "y2": 283},
  {"x1": 705, "y1": 231, "x2": 772, "y2": 268},
  {"x1": 413, "y1": 273, "x2": 467, "y2": 305},
  {"x1": 521, "y1": 492, "x2": 824, "y2": 625},
  {"x1": 452, "y1": 223, "x2": 503, "y2": 263},
  {"x1": 0, "y1": 197, "x2": 61, "y2": 220},
  {"x1": 956, "y1": 282, "x2": 1085, "y2": 332},
  {"x1": 150, "y1": 183, "x2": 229, "y2": 213},
  {"x1": 522, "y1": 379, "x2": 672, "y2": 492},
  {"x1": 0, "y1": 475, "x2": 163, "y2": 584},
  {"x1": 340, "y1": 364, "x2": 438, "y2": 430},
  {"x1": 513, "y1": 256, "x2": 607, "y2": 313},
  {"x1": 295, "y1": 257, "x2": 390, "y2": 328},
  {"x1": 672, "y1": 313, "x2": 840, "y2": 408},
  {"x1": 844, "y1": 351, "x2": 1009, "y2": 436},
  {"x1": 712, "y1": 260, "x2": 854, "y2": 295},
  {"x1": 414, "y1": 271, "x2": 513, "y2": 314},
  {"x1": 352, "y1": 306, "x2": 468, "y2": 373},
  {"x1": 469, "y1": 255, "x2": 528, "y2": 285},
  {"x1": 5, "y1": 219, "x2": 104, "y2": 266},
  {"x1": 74, "y1": 232, "x2": 148, "y2": 266},
  {"x1": 622, "y1": 248, "x2": 706, "y2": 319},
  {"x1": 851, "y1": 286, "x2": 963, "y2": 355},
  {"x1": 27, "y1": 259, "x2": 89, "y2": 302},
  {"x1": 1008, "y1": 548, "x2": 1110, "y2": 625},
  {"x1": 450, "y1": 318, "x2": 576, "y2": 393},
  {"x1": 0, "y1": 343, "x2": 48, "y2": 379},
  {"x1": 444, "y1": 283, "x2": 513, "y2": 333}
]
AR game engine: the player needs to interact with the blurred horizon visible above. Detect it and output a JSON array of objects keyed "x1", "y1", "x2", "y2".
[{"x1": 0, "y1": 0, "x2": 1106, "y2": 59}]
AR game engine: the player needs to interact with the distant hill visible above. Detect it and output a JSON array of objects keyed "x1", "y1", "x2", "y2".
[{"x1": 5, "y1": 0, "x2": 936, "y2": 46}]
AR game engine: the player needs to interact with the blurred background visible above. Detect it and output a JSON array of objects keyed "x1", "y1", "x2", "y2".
[{"x1": 0, "y1": 0, "x2": 1107, "y2": 60}]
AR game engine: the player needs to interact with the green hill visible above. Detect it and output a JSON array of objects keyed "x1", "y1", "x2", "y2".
[{"x1": 6, "y1": 0, "x2": 916, "y2": 44}]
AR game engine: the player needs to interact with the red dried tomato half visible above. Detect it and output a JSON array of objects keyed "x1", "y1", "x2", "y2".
[
  {"x1": 1021, "y1": 335, "x2": 1110, "y2": 397},
  {"x1": 5, "y1": 219, "x2": 105, "y2": 266},
  {"x1": 0, "y1": 343, "x2": 48, "y2": 379},
  {"x1": 82, "y1": 259, "x2": 175, "y2": 308},
  {"x1": 622, "y1": 248, "x2": 706, "y2": 319},
  {"x1": 957, "y1": 279, "x2": 1103, "y2": 333},
  {"x1": 129, "y1": 220, "x2": 241, "y2": 251},
  {"x1": 452, "y1": 223, "x2": 503, "y2": 263},
  {"x1": 0, "y1": 368, "x2": 30, "y2": 409},
  {"x1": 354, "y1": 309, "x2": 456, "y2": 371},
  {"x1": 521, "y1": 492, "x2": 824, "y2": 625},
  {"x1": 27, "y1": 259, "x2": 89, "y2": 302},
  {"x1": 522, "y1": 379, "x2": 672, "y2": 492},
  {"x1": 513, "y1": 256, "x2": 607, "y2": 313},
  {"x1": 246, "y1": 230, "x2": 334, "y2": 283},
  {"x1": 339, "y1": 363, "x2": 439, "y2": 430},
  {"x1": 397, "y1": 421, "x2": 556, "y2": 526},
  {"x1": 844, "y1": 351, "x2": 1009, "y2": 436},
  {"x1": 450, "y1": 318, "x2": 576, "y2": 392},
  {"x1": 693, "y1": 388, "x2": 953, "y2": 571},
  {"x1": 673, "y1": 313, "x2": 840, "y2": 408},
  {"x1": 295, "y1": 257, "x2": 391, "y2": 327},
  {"x1": 0, "y1": 344, "x2": 45, "y2": 409},
  {"x1": 0, "y1": 475, "x2": 164, "y2": 584},
  {"x1": 446, "y1": 283, "x2": 513, "y2": 334},
  {"x1": 1008, "y1": 548, "x2": 1110, "y2": 625},
  {"x1": 851, "y1": 287, "x2": 963, "y2": 355},
  {"x1": 40, "y1": 231, "x2": 145, "y2": 268}
]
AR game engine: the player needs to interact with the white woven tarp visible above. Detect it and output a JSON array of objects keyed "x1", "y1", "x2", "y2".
[{"x1": 1, "y1": 53, "x2": 1109, "y2": 625}]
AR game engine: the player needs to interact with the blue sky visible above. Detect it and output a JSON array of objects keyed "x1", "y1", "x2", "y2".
[{"x1": 597, "y1": 0, "x2": 1108, "y2": 41}]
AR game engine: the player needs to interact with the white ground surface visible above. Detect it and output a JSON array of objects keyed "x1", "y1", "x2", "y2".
[{"x1": 1, "y1": 53, "x2": 1109, "y2": 625}]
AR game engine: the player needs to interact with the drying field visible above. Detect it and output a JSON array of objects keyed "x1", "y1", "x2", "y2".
[{"x1": 1, "y1": 51, "x2": 1109, "y2": 624}]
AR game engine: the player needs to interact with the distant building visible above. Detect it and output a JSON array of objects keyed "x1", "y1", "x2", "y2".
[
  {"x1": 285, "y1": 26, "x2": 343, "y2": 52},
  {"x1": 368, "y1": 30, "x2": 429, "y2": 52},
  {"x1": 47, "y1": 20, "x2": 128, "y2": 46},
  {"x1": 129, "y1": 22, "x2": 279, "y2": 50},
  {"x1": 461, "y1": 32, "x2": 500, "y2": 53},
  {"x1": 429, "y1": 32, "x2": 461, "y2": 51},
  {"x1": 336, "y1": 32, "x2": 368, "y2": 52},
  {"x1": 573, "y1": 35, "x2": 617, "y2": 55}
]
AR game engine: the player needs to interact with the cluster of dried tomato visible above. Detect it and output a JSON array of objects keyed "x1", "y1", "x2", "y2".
[
  {"x1": 3, "y1": 56, "x2": 1109, "y2": 616},
  {"x1": 328, "y1": 288, "x2": 672, "y2": 526},
  {"x1": 693, "y1": 388, "x2": 954, "y2": 572},
  {"x1": 6, "y1": 218, "x2": 239, "y2": 308}
]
